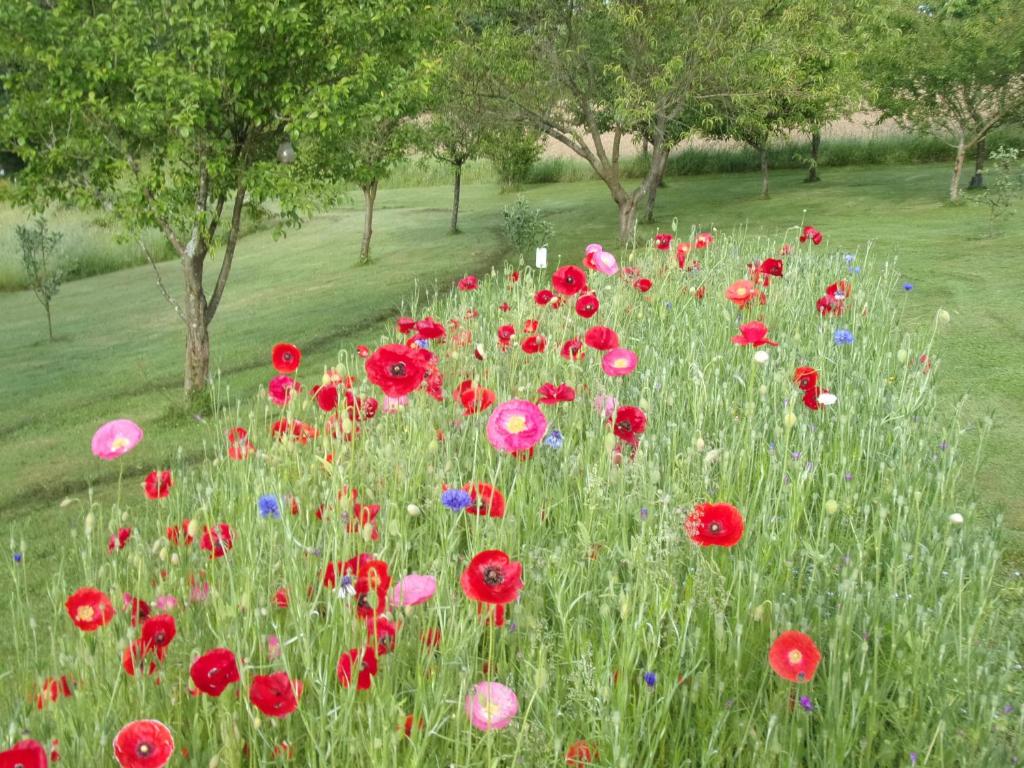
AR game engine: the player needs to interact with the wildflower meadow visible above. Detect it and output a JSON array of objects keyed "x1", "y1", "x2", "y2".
[{"x1": 4, "y1": 224, "x2": 1020, "y2": 766}]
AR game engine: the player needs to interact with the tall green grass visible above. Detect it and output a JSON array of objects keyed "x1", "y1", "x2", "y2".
[{"x1": 3, "y1": 228, "x2": 1020, "y2": 765}]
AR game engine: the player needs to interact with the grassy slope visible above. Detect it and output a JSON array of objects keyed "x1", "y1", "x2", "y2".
[{"x1": 1, "y1": 163, "x2": 1020, "y2": 604}]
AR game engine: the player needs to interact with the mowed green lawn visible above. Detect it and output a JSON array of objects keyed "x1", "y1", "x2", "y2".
[{"x1": 1, "y1": 162, "x2": 1021, "y2": 612}]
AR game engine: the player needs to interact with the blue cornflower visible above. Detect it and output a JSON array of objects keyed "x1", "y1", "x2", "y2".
[
  {"x1": 843, "y1": 253, "x2": 855, "y2": 263},
  {"x1": 643, "y1": 672, "x2": 657, "y2": 687},
  {"x1": 852, "y1": 265, "x2": 862, "y2": 274},
  {"x1": 543, "y1": 429, "x2": 564, "y2": 449},
  {"x1": 799, "y1": 695, "x2": 814, "y2": 711},
  {"x1": 903, "y1": 282, "x2": 913, "y2": 291},
  {"x1": 441, "y1": 488, "x2": 473, "y2": 511},
  {"x1": 13, "y1": 552, "x2": 22, "y2": 563},
  {"x1": 258, "y1": 494, "x2": 281, "y2": 519},
  {"x1": 640, "y1": 506, "x2": 649, "y2": 520},
  {"x1": 833, "y1": 329, "x2": 855, "y2": 345},
  {"x1": 416, "y1": 338, "x2": 430, "y2": 349}
]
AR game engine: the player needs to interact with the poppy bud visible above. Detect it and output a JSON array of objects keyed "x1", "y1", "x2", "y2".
[{"x1": 784, "y1": 412, "x2": 797, "y2": 429}]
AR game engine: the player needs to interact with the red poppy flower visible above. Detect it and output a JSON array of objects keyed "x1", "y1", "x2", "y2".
[
  {"x1": 498, "y1": 303, "x2": 510, "y2": 312},
  {"x1": 367, "y1": 616, "x2": 398, "y2": 654},
  {"x1": 190, "y1": 648, "x2": 240, "y2": 696},
  {"x1": 695, "y1": 232, "x2": 714, "y2": 248},
  {"x1": 271, "y1": 343, "x2": 301, "y2": 374},
  {"x1": 758, "y1": 258, "x2": 784, "y2": 277},
  {"x1": 166, "y1": 520, "x2": 193, "y2": 546},
  {"x1": 200, "y1": 523, "x2": 233, "y2": 559},
  {"x1": 521, "y1": 335, "x2": 547, "y2": 354},
  {"x1": 36, "y1": 674, "x2": 73, "y2": 710},
  {"x1": 353, "y1": 559, "x2": 391, "y2": 618},
  {"x1": 653, "y1": 233, "x2": 672, "y2": 250},
  {"x1": 458, "y1": 275, "x2": 478, "y2": 291},
  {"x1": 122, "y1": 638, "x2": 165, "y2": 677},
  {"x1": 584, "y1": 326, "x2": 619, "y2": 350},
  {"x1": 561, "y1": 338, "x2": 585, "y2": 361},
  {"x1": 112, "y1": 720, "x2": 174, "y2": 768},
  {"x1": 460, "y1": 550, "x2": 524, "y2": 605},
  {"x1": 249, "y1": 672, "x2": 303, "y2": 718},
  {"x1": 793, "y1": 366, "x2": 819, "y2": 391},
  {"x1": 566, "y1": 739, "x2": 598, "y2": 766},
  {"x1": 497, "y1": 325, "x2": 515, "y2": 348},
  {"x1": 453, "y1": 380, "x2": 496, "y2": 415},
  {"x1": 356, "y1": 344, "x2": 370, "y2": 358},
  {"x1": 65, "y1": 587, "x2": 115, "y2": 632},
  {"x1": 0, "y1": 740, "x2": 48, "y2": 768},
  {"x1": 685, "y1": 503, "x2": 744, "y2": 547},
  {"x1": 551, "y1": 265, "x2": 587, "y2": 296},
  {"x1": 802, "y1": 386, "x2": 825, "y2": 410},
  {"x1": 396, "y1": 316, "x2": 416, "y2": 334},
  {"x1": 676, "y1": 241, "x2": 691, "y2": 268},
  {"x1": 799, "y1": 226, "x2": 823, "y2": 245},
  {"x1": 508, "y1": 271, "x2": 520, "y2": 282},
  {"x1": 464, "y1": 482, "x2": 506, "y2": 518},
  {"x1": 537, "y1": 383, "x2": 576, "y2": 404},
  {"x1": 310, "y1": 384, "x2": 339, "y2": 412},
  {"x1": 523, "y1": 319, "x2": 539, "y2": 333},
  {"x1": 633, "y1": 277, "x2": 653, "y2": 293},
  {"x1": 227, "y1": 427, "x2": 254, "y2": 460},
  {"x1": 345, "y1": 390, "x2": 378, "y2": 421},
  {"x1": 143, "y1": 470, "x2": 172, "y2": 500},
  {"x1": 415, "y1": 317, "x2": 446, "y2": 339},
  {"x1": 141, "y1": 614, "x2": 176, "y2": 651},
  {"x1": 535, "y1": 289, "x2": 554, "y2": 306},
  {"x1": 108, "y1": 527, "x2": 132, "y2": 552},
  {"x1": 611, "y1": 406, "x2": 647, "y2": 446},
  {"x1": 731, "y1": 321, "x2": 778, "y2": 347},
  {"x1": 420, "y1": 627, "x2": 442, "y2": 648},
  {"x1": 346, "y1": 502, "x2": 380, "y2": 541},
  {"x1": 725, "y1": 280, "x2": 758, "y2": 307},
  {"x1": 126, "y1": 595, "x2": 151, "y2": 625},
  {"x1": 768, "y1": 631, "x2": 821, "y2": 682},
  {"x1": 337, "y1": 647, "x2": 379, "y2": 690},
  {"x1": 365, "y1": 344, "x2": 429, "y2": 397},
  {"x1": 575, "y1": 293, "x2": 599, "y2": 318}
]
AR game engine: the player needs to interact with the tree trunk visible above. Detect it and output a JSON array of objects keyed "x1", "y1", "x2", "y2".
[
  {"x1": 950, "y1": 140, "x2": 966, "y2": 203},
  {"x1": 359, "y1": 179, "x2": 378, "y2": 264},
  {"x1": 641, "y1": 138, "x2": 649, "y2": 158},
  {"x1": 450, "y1": 162, "x2": 463, "y2": 234},
  {"x1": 759, "y1": 146, "x2": 769, "y2": 199},
  {"x1": 617, "y1": 198, "x2": 638, "y2": 245},
  {"x1": 45, "y1": 303, "x2": 53, "y2": 341},
  {"x1": 806, "y1": 130, "x2": 821, "y2": 183},
  {"x1": 643, "y1": 178, "x2": 660, "y2": 224},
  {"x1": 968, "y1": 138, "x2": 986, "y2": 189},
  {"x1": 183, "y1": 243, "x2": 210, "y2": 395}
]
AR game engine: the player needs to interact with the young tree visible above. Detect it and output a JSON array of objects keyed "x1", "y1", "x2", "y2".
[
  {"x1": 866, "y1": 0, "x2": 1024, "y2": 202},
  {"x1": 16, "y1": 217, "x2": 64, "y2": 341},
  {"x1": 456, "y1": 0, "x2": 740, "y2": 244},
  {"x1": 0, "y1": 0, "x2": 433, "y2": 397}
]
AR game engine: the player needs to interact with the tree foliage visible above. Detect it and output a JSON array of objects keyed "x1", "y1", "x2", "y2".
[
  {"x1": 865, "y1": 0, "x2": 1024, "y2": 201},
  {"x1": 0, "y1": 0, "x2": 434, "y2": 394}
]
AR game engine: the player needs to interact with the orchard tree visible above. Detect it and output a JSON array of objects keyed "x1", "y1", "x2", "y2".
[
  {"x1": 0, "y1": 0, "x2": 434, "y2": 397},
  {"x1": 457, "y1": 0, "x2": 741, "y2": 244},
  {"x1": 866, "y1": 0, "x2": 1024, "y2": 202}
]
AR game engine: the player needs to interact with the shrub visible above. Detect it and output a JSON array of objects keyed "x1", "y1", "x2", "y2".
[
  {"x1": 484, "y1": 127, "x2": 543, "y2": 190},
  {"x1": 16, "y1": 217, "x2": 64, "y2": 340},
  {"x1": 502, "y1": 196, "x2": 553, "y2": 256},
  {"x1": 970, "y1": 145, "x2": 1023, "y2": 236}
]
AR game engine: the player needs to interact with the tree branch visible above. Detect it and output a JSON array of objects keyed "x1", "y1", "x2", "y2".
[
  {"x1": 205, "y1": 184, "x2": 246, "y2": 324},
  {"x1": 139, "y1": 238, "x2": 186, "y2": 322}
]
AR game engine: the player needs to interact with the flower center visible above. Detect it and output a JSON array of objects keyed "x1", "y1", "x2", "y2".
[
  {"x1": 76, "y1": 605, "x2": 95, "y2": 622},
  {"x1": 388, "y1": 362, "x2": 407, "y2": 377},
  {"x1": 708, "y1": 522, "x2": 722, "y2": 534},
  {"x1": 616, "y1": 420, "x2": 631, "y2": 433},
  {"x1": 482, "y1": 566, "x2": 504, "y2": 586},
  {"x1": 613, "y1": 358, "x2": 629, "y2": 369},
  {"x1": 736, "y1": 288, "x2": 747, "y2": 297},
  {"x1": 110, "y1": 435, "x2": 131, "y2": 451},
  {"x1": 136, "y1": 742, "x2": 153, "y2": 757},
  {"x1": 505, "y1": 415, "x2": 528, "y2": 434},
  {"x1": 788, "y1": 649, "x2": 803, "y2": 665},
  {"x1": 480, "y1": 696, "x2": 502, "y2": 722}
]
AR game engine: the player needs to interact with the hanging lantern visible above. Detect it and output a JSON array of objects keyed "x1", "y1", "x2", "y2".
[{"x1": 277, "y1": 140, "x2": 296, "y2": 165}]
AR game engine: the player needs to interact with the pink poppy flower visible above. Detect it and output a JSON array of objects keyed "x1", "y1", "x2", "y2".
[
  {"x1": 381, "y1": 395, "x2": 409, "y2": 414},
  {"x1": 601, "y1": 348, "x2": 637, "y2": 376},
  {"x1": 593, "y1": 394, "x2": 619, "y2": 420},
  {"x1": 731, "y1": 322, "x2": 779, "y2": 347},
  {"x1": 267, "y1": 634, "x2": 282, "y2": 661},
  {"x1": 486, "y1": 400, "x2": 548, "y2": 454},
  {"x1": 268, "y1": 375, "x2": 300, "y2": 406},
  {"x1": 465, "y1": 681, "x2": 519, "y2": 731},
  {"x1": 153, "y1": 595, "x2": 177, "y2": 612},
  {"x1": 592, "y1": 250, "x2": 618, "y2": 275},
  {"x1": 91, "y1": 419, "x2": 143, "y2": 460},
  {"x1": 391, "y1": 574, "x2": 437, "y2": 607}
]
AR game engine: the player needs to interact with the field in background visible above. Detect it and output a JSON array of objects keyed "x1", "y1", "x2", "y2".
[
  {"x1": 1, "y1": 163, "x2": 1022, "y2": 661},
  {"x1": 4, "y1": 126, "x2": 1023, "y2": 291}
]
